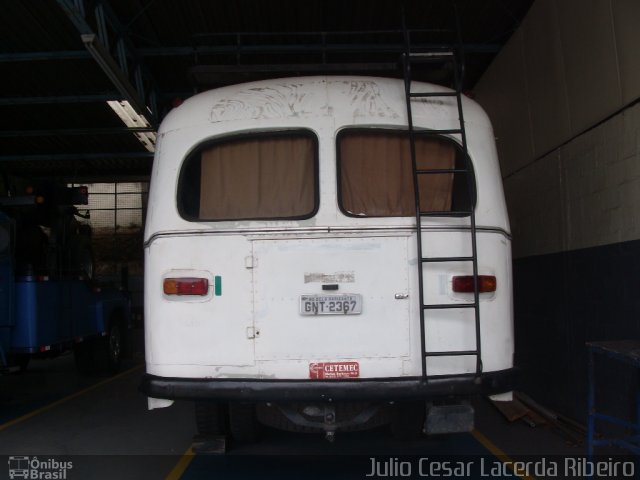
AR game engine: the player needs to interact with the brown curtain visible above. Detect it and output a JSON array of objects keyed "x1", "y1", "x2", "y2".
[
  {"x1": 340, "y1": 131, "x2": 456, "y2": 216},
  {"x1": 199, "y1": 136, "x2": 315, "y2": 220}
]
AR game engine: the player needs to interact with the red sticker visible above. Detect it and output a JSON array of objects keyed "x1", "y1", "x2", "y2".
[{"x1": 309, "y1": 362, "x2": 360, "y2": 379}]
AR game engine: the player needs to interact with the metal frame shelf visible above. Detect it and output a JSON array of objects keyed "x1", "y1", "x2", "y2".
[{"x1": 587, "y1": 340, "x2": 640, "y2": 459}]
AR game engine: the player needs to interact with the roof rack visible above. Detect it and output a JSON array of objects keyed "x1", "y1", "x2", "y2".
[{"x1": 186, "y1": 28, "x2": 498, "y2": 90}]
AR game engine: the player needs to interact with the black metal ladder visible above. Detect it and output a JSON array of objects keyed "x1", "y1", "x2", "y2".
[{"x1": 402, "y1": 23, "x2": 482, "y2": 379}]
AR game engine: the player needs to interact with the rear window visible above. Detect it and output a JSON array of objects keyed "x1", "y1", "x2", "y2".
[
  {"x1": 178, "y1": 131, "x2": 318, "y2": 221},
  {"x1": 337, "y1": 129, "x2": 474, "y2": 217}
]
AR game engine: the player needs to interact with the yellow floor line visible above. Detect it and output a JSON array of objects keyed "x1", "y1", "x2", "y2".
[
  {"x1": 0, "y1": 363, "x2": 144, "y2": 432},
  {"x1": 165, "y1": 446, "x2": 195, "y2": 480},
  {"x1": 472, "y1": 429, "x2": 536, "y2": 480},
  {"x1": 164, "y1": 430, "x2": 528, "y2": 480}
]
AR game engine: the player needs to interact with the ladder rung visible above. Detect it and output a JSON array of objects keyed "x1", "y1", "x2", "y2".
[
  {"x1": 422, "y1": 256, "x2": 474, "y2": 263},
  {"x1": 415, "y1": 168, "x2": 467, "y2": 174},
  {"x1": 408, "y1": 51, "x2": 455, "y2": 57},
  {"x1": 423, "y1": 303, "x2": 476, "y2": 310},
  {"x1": 405, "y1": 52, "x2": 455, "y2": 64},
  {"x1": 409, "y1": 91, "x2": 458, "y2": 98},
  {"x1": 419, "y1": 211, "x2": 472, "y2": 217},
  {"x1": 425, "y1": 350, "x2": 478, "y2": 357},
  {"x1": 410, "y1": 128, "x2": 462, "y2": 135}
]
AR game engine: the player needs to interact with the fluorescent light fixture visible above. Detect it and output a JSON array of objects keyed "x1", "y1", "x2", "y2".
[
  {"x1": 81, "y1": 34, "x2": 148, "y2": 114},
  {"x1": 81, "y1": 33, "x2": 156, "y2": 153},
  {"x1": 107, "y1": 100, "x2": 156, "y2": 152}
]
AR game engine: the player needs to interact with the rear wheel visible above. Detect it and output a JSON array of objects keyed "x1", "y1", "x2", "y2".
[
  {"x1": 195, "y1": 401, "x2": 228, "y2": 436},
  {"x1": 105, "y1": 322, "x2": 122, "y2": 373},
  {"x1": 84, "y1": 318, "x2": 124, "y2": 375},
  {"x1": 390, "y1": 401, "x2": 426, "y2": 440},
  {"x1": 8, "y1": 354, "x2": 30, "y2": 372},
  {"x1": 74, "y1": 341, "x2": 95, "y2": 374},
  {"x1": 17, "y1": 355, "x2": 30, "y2": 372},
  {"x1": 228, "y1": 402, "x2": 260, "y2": 443}
]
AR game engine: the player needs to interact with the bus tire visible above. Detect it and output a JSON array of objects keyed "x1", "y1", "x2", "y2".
[
  {"x1": 105, "y1": 321, "x2": 122, "y2": 374},
  {"x1": 16, "y1": 355, "x2": 30, "y2": 372},
  {"x1": 390, "y1": 401, "x2": 425, "y2": 440},
  {"x1": 8, "y1": 354, "x2": 30, "y2": 373},
  {"x1": 93, "y1": 319, "x2": 123, "y2": 374},
  {"x1": 74, "y1": 341, "x2": 95, "y2": 374},
  {"x1": 195, "y1": 401, "x2": 228, "y2": 436},
  {"x1": 228, "y1": 402, "x2": 260, "y2": 443}
]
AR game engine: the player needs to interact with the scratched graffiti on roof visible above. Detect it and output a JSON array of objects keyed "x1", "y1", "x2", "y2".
[{"x1": 209, "y1": 79, "x2": 399, "y2": 122}]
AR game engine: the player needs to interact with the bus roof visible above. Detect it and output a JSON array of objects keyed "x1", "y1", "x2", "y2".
[
  {"x1": 147, "y1": 76, "x2": 509, "y2": 238},
  {"x1": 159, "y1": 76, "x2": 493, "y2": 135}
]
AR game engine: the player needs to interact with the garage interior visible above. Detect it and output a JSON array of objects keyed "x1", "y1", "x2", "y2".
[{"x1": 1, "y1": 0, "x2": 639, "y2": 478}]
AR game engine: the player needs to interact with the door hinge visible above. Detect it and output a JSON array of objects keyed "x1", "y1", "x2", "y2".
[{"x1": 245, "y1": 255, "x2": 256, "y2": 269}]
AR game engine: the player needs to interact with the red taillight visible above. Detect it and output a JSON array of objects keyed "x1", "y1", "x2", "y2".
[
  {"x1": 452, "y1": 275, "x2": 497, "y2": 293},
  {"x1": 163, "y1": 277, "x2": 209, "y2": 296}
]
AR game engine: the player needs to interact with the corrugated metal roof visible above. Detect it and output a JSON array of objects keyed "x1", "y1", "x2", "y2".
[{"x1": 0, "y1": 0, "x2": 533, "y2": 181}]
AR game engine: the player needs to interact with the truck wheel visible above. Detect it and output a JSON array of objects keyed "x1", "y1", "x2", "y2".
[
  {"x1": 74, "y1": 341, "x2": 95, "y2": 374},
  {"x1": 390, "y1": 401, "x2": 425, "y2": 440},
  {"x1": 8, "y1": 354, "x2": 30, "y2": 372},
  {"x1": 92, "y1": 320, "x2": 123, "y2": 374},
  {"x1": 195, "y1": 401, "x2": 228, "y2": 436},
  {"x1": 17, "y1": 355, "x2": 30, "y2": 372},
  {"x1": 228, "y1": 402, "x2": 260, "y2": 443},
  {"x1": 105, "y1": 322, "x2": 122, "y2": 374}
]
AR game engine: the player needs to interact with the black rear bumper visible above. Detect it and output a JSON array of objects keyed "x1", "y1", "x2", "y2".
[{"x1": 140, "y1": 368, "x2": 517, "y2": 402}]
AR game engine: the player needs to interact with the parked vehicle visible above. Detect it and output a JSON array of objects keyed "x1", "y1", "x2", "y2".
[
  {"x1": 0, "y1": 182, "x2": 130, "y2": 373},
  {"x1": 140, "y1": 76, "x2": 515, "y2": 441}
]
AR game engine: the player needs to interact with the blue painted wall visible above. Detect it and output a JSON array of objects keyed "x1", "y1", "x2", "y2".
[{"x1": 513, "y1": 240, "x2": 640, "y2": 422}]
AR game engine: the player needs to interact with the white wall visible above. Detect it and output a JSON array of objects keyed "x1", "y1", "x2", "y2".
[
  {"x1": 505, "y1": 103, "x2": 640, "y2": 258},
  {"x1": 474, "y1": 0, "x2": 640, "y2": 258}
]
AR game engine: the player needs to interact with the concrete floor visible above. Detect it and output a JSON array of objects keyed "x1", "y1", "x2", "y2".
[{"x1": 0, "y1": 338, "x2": 590, "y2": 480}]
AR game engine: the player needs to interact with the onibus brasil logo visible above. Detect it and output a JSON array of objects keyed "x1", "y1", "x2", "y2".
[{"x1": 8, "y1": 456, "x2": 72, "y2": 479}]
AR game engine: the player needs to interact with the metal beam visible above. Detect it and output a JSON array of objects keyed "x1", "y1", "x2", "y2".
[
  {"x1": 0, "y1": 127, "x2": 156, "y2": 138},
  {"x1": 0, "y1": 152, "x2": 153, "y2": 162},
  {"x1": 0, "y1": 51, "x2": 91, "y2": 62},
  {"x1": 55, "y1": 0, "x2": 157, "y2": 124},
  {"x1": 66, "y1": 174, "x2": 152, "y2": 183},
  {"x1": 0, "y1": 94, "x2": 119, "y2": 106},
  {"x1": 0, "y1": 42, "x2": 500, "y2": 63},
  {"x1": 81, "y1": 33, "x2": 149, "y2": 119},
  {"x1": 55, "y1": 0, "x2": 92, "y2": 34},
  {"x1": 141, "y1": 43, "x2": 500, "y2": 57},
  {"x1": 190, "y1": 63, "x2": 399, "y2": 75}
]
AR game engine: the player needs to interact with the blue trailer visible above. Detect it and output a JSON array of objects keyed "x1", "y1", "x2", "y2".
[{"x1": 0, "y1": 184, "x2": 130, "y2": 373}]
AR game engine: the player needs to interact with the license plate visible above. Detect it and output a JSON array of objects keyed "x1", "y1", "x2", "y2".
[{"x1": 299, "y1": 294, "x2": 362, "y2": 315}]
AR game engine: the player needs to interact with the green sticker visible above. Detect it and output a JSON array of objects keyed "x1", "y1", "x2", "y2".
[{"x1": 214, "y1": 275, "x2": 222, "y2": 296}]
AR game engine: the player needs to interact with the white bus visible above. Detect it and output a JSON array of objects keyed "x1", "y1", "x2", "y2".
[{"x1": 140, "y1": 76, "x2": 515, "y2": 442}]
